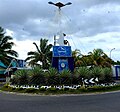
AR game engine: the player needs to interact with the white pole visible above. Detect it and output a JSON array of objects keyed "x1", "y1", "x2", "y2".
[{"x1": 57, "y1": 8, "x2": 64, "y2": 46}]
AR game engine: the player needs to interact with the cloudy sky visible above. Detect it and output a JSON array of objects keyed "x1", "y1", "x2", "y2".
[{"x1": 0, "y1": 0, "x2": 120, "y2": 61}]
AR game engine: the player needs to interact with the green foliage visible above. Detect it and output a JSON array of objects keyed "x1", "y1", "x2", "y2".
[
  {"x1": 12, "y1": 69, "x2": 29, "y2": 85},
  {"x1": 114, "y1": 60, "x2": 120, "y2": 65},
  {"x1": 25, "y1": 38, "x2": 53, "y2": 69},
  {"x1": 59, "y1": 69, "x2": 72, "y2": 85},
  {"x1": 15, "y1": 87, "x2": 25, "y2": 92},
  {"x1": 72, "y1": 69, "x2": 82, "y2": 85},
  {"x1": 25, "y1": 88, "x2": 38, "y2": 93},
  {"x1": 90, "y1": 67, "x2": 103, "y2": 77},
  {"x1": 73, "y1": 48, "x2": 113, "y2": 68},
  {"x1": 1, "y1": 84, "x2": 15, "y2": 92},
  {"x1": 0, "y1": 26, "x2": 18, "y2": 66},
  {"x1": 2, "y1": 84, "x2": 120, "y2": 95},
  {"x1": 10, "y1": 65, "x2": 114, "y2": 86},
  {"x1": 44, "y1": 67, "x2": 59, "y2": 85},
  {"x1": 74, "y1": 66, "x2": 114, "y2": 83},
  {"x1": 102, "y1": 67, "x2": 113, "y2": 83},
  {"x1": 60, "y1": 69, "x2": 71, "y2": 77},
  {"x1": 47, "y1": 67, "x2": 58, "y2": 76},
  {"x1": 76, "y1": 67, "x2": 90, "y2": 79},
  {"x1": 47, "y1": 87, "x2": 59, "y2": 93},
  {"x1": 29, "y1": 67, "x2": 45, "y2": 85},
  {"x1": 39, "y1": 87, "x2": 46, "y2": 92}
]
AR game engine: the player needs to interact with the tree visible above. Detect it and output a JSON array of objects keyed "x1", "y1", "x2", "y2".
[
  {"x1": 25, "y1": 38, "x2": 53, "y2": 69},
  {"x1": 79, "y1": 55, "x2": 92, "y2": 66},
  {"x1": 88, "y1": 48, "x2": 112, "y2": 67},
  {"x1": 113, "y1": 60, "x2": 120, "y2": 65},
  {"x1": 72, "y1": 49, "x2": 82, "y2": 67},
  {"x1": 0, "y1": 26, "x2": 18, "y2": 66},
  {"x1": 72, "y1": 49, "x2": 81, "y2": 58}
]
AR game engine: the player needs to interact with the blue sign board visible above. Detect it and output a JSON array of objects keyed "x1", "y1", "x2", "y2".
[
  {"x1": 17, "y1": 59, "x2": 25, "y2": 68},
  {"x1": 53, "y1": 46, "x2": 72, "y2": 57},
  {"x1": 58, "y1": 59, "x2": 68, "y2": 72}
]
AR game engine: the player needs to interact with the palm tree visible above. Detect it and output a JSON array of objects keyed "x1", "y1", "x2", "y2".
[
  {"x1": 25, "y1": 38, "x2": 53, "y2": 69},
  {"x1": 72, "y1": 49, "x2": 81, "y2": 58},
  {"x1": 72, "y1": 49, "x2": 82, "y2": 67},
  {"x1": 0, "y1": 26, "x2": 18, "y2": 66},
  {"x1": 88, "y1": 48, "x2": 112, "y2": 67},
  {"x1": 79, "y1": 55, "x2": 92, "y2": 66}
]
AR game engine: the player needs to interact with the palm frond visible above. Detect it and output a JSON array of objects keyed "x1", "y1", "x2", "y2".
[{"x1": 33, "y1": 42, "x2": 41, "y2": 53}]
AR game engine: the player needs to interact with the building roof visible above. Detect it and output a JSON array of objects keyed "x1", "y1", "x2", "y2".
[{"x1": 0, "y1": 61, "x2": 7, "y2": 68}]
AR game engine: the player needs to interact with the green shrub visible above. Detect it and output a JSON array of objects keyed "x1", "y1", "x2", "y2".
[
  {"x1": 29, "y1": 67, "x2": 45, "y2": 85},
  {"x1": 44, "y1": 68, "x2": 59, "y2": 85},
  {"x1": 47, "y1": 87, "x2": 59, "y2": 92},
  {"x1": 76, "y1": 67, "x2": 90, "y2": 79},
  {"x1": 15, "y1": 87, "x2": 24, "y2": 91},
  {"x1": 72, "y1": 69, "x2": 82, "y2": 85},
  {"x1": 25, "y1": 88, "x2": 38, "y2": 93},
  {"x1": 90, "y1": 67, "x2": 102, "y2": 78},
  {"x1": 0, "y1": 84, "x2": 10, "y2": 91},
  {"x1": 102, "y1": 67, "x2": 113, "y2": 83},
  {"x1": 59, "y1": 69, "x2": 72, "y2": 85},
  {"x1": 79, "y1": 87, "x2": 88, "y2": 92},
  {"x1": 39, "y1": 87, "x2": 46, "y2": 92},
  {"x1": 12, "y1": 69, "x2": 29, "y2": 85},
  {"x1": 63, "y1": 87, "x2": 69, "y2": 91},
  {"x1": 10, "y1": 66, "x2": 114, "y2": 87},
  {"x1": 3, "y1": 84, "x2": 9, "y2": 88}
]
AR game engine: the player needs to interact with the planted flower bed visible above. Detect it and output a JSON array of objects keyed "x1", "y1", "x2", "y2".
[
  {"x1": 11, "y1": 67, "x2": 114, "y2": 86},
  {"x1": 1, "y1": 82, "x2": 119, "y2": 95},
  {"x1": 1, "y1": 66, "x2": 117, "y2": 94}
]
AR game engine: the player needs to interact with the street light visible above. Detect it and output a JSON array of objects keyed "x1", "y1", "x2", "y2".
[
  {"x1": 110, "y1": 48, "x2": 115, "y2": 59},
  {"x1": 48, "y1": 1, "x2": 72, "y2": 46},
  {"x1": 48, "y1": 1, "x2": 72, "y2": 9}
]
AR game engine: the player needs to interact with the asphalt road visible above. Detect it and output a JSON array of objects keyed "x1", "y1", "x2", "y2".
[{"x1": 0, "y1": 91, "x2": 120, "y2": 112}]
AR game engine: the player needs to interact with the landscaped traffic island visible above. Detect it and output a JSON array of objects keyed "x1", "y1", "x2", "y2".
[{"x1": 0, "y1": 82, "x2": 120, "y2": 95}]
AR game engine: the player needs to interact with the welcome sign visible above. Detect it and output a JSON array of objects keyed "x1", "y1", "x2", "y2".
[{"x1": 53, "y1": 46, "x2": 72, "y2": 57}]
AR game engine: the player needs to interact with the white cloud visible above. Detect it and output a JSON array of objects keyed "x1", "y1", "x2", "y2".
[
  {"x1": 12, "y1": 39, "x2": 39, "y2": 60},
  {"x1": 1, "y1": 0, "x2": 120, "y2": 61}
]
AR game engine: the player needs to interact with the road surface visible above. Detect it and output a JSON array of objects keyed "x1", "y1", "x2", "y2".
[{"x1": 0, "y1": 91, "x2": 120, "y2": 112}]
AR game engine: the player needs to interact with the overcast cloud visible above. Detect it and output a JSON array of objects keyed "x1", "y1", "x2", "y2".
[{"x1": 0, "y1": 0, "x2": 120, "y2": 61}]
